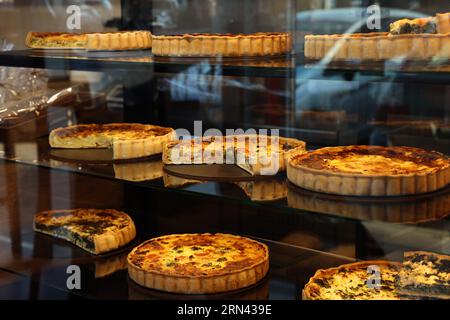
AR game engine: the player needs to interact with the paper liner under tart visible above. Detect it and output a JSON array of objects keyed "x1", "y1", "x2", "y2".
[
  {"x1": 33, "y1": 209, "x2": 137, "y2": 255},
  {"x1": 127, "y1": 234, "x2": 269, "y2": 294},
  {"x1": 302, "y1": 260, "x2": 410, "y2": 300},
  {"x1": 287, "y1": 146, "x2": 450, "y2": 197},
  {"x1": 152, "y1": 32, "x2": 292, "y2": 57},
  {"x1": 305, "y1": 32, "x2": 450, "y2": 61},
  {"x1": 287, "y1": 183, "x2": 450, "y2": 224}
]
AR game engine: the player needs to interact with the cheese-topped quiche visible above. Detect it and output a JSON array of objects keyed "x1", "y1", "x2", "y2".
[
  {"x1": 34, "y1": 209, "x2": 136, "y2": 255},
  {"x1": 287, "y1": 146, "x2": 450, "y2": 197},
  {"x1": 303, "y1": 261, "x2": 411, "y2": 300},
  {"x1": 25, "y1": 31, "x2": 152, "y2": 50},
  {"x1": 396, "y1": 251, "x2": 450, "y2": 299},
  {"x1": 127, "y1": 233, "x2": 269, "y2": 294},
  {"x1": 163, "y1": 135, "x2": 306, "y2": 176},
  {"x1": 49, "y1": 123, "x2": 176, "y2": 160}
]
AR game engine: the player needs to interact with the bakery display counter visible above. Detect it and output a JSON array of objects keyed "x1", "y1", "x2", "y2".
[
  {"x1": 0, "y1": 160, "x2": 358, "y2": 300},
  {"x1": 0, "y1": 135, "x2": 448, "y2": 261}
]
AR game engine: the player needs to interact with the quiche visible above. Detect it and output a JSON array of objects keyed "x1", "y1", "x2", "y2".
[
  {"x1": 305, "y1": 12, "x2": 450, "y2": 61},
  {"x1": 287, "y1": 146, "x2": 450, "y2": 197},
  {"x1": 34, "y1": 209, "x2": 136, "y2": 255},
  {"x1": 49, "y1": 123, "x2": 176, "y2": 160},
  {"x1": 303, "y1": 261, "x2": 410, "y2": 300},
  {"x1": 163, "y1": 135, "x2": 306, "y2": 176},
  {"x1": 127, "y1": 233, "x2": 269, "y2": 294},
  {"x1": 396, "y1": 251, "x2": 450, "y2": 299},
  {"x1": 26, "y1": 31, "x2": 152, "y2": 50},
  {"x1": 152, "y1": 32, "x2": 292, "y2": 57}
]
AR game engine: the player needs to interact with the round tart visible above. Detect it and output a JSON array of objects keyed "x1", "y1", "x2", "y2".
[
  {"x1": 303, "y1": 260, "x2": 409, "y2": 300},
  {"x1": 49, "y1": 123, "x2": 176, "y2": 160},
  {"x1": 127, "y1": 233, "x2": 269, "y2": 294},
  {"x1": 287, "y1": 146, "x2": 450, "y2": 197},
  {"x1": 34, "y1": 209, "x2": 136, "y2": 255},
  {"x1": 152, "y1": 32, "x2": 292, "y2": 57}
]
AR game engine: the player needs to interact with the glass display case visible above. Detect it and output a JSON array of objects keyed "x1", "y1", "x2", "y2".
[{"x1": 0, "y1": 0, "x2": 448, "y2": 301}]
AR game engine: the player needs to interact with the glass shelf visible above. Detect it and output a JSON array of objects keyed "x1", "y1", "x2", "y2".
[
  {"x1": 1, "y1": 136, "x2": 449, "y2": 260},
  {"x1": 0, "y1": 50, "x2": 449, "y2": 84}
]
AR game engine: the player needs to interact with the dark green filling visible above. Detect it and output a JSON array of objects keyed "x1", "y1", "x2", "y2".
[
  {"x1": 391, "y1": 22, "x2": 437, "y2": 35},
  {"x1": 35, "y1": 223, "x2": 95, "y2": 251}
]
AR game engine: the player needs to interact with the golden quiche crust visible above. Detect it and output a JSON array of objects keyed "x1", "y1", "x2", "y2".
[
  {"x1": 127, "y1": 233, "x2": 269, "y2": 294},
  {"x1": 152, "y1": 32, "x2": 292, "y2": 57},
  {"x1": 287, "y1": 146, "x2": 450, "y2": 197}
]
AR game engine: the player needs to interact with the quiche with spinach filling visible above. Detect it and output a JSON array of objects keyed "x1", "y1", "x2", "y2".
[
  {"x1": 396, "y1": 251, "x2": 450, "y2": 299},
  {"x1": 127, "y1": 233, "x2": 269, "y2": 294},
  {"x1": 303, "y1": 261, "x2": 411, "y2": 300},
  {"x1": 34, "y1": 209, "x2": 136, "y2": 255}
]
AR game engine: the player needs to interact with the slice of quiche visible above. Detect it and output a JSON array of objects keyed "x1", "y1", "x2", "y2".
[
  {"x1": 34, "y1": 209, "x2": 136, "y2": 255},
  {"x1": 163, "y1": 135, "x2": 306, "y2": 176},
  {"x1": 396, "y1": 251, "x2": 450, "y2": 299},
  {"x1": 49, "y1": 123, "x2": 176, "y2": 160}
]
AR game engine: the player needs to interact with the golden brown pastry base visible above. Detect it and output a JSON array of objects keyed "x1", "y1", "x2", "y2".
[
  {"x1": 305, "y1": 32, "x2": 450, "y2": 61},
  {"x1": 287, "y1": 185, "x2": 450, "y2": 224},
  {"x1": 287, "y1": 162, "x2": 449, "y2": 197},
  {"x1": 152, "y1": 32, "x2": 292, "y2": 57}
]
